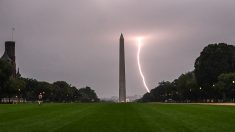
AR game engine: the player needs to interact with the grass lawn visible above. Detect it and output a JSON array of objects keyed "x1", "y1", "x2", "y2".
[{"x1": 0, "y1": 103, "x2": 235, "y2": 132}]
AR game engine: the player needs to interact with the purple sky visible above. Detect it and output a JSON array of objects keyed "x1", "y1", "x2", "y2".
[{"x1": 1, "y1": 0, "x2": 235, "y2": 98}]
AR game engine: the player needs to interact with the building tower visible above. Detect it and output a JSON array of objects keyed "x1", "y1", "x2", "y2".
[
  {"x1": 119, "y1": 33, "x2": 126, "y2": 102},
  {"x1": 1, "y1": 41, "x2": 16, "y2": 77}
]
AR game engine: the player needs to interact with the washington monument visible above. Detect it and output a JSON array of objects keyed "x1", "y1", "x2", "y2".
[{"x1": 119, "y1": 33, "x2": 126, "y2": 102}]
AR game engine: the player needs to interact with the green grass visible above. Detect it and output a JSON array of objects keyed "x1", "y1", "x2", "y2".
[{"x1": 0, "y1": 103, "x2": 235, "y2": 132}]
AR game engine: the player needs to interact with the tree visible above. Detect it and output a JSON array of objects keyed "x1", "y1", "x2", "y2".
[
  {"x1": 139, "y1": 72, "x2": 199, "y2": 102},
  {"x1": 5, "y1": 77, "x2": 26, "y2": 98},
  {"x1": 0, "y1": 60, "x2": 13, "y2": 97},
  {"x1": 174, "y1": 72, "x2": 199, "y2": 101},
  {"x1": 0, "y1": 60, "x2": 100, "y2": 102},
  {"x1": 22, "y1": 78, "x2": 40, "y2": 101},
  {"x1": 140, "y1": 81, "x2": 176, "y2": 102},
  {"x1": 140, "y1": 92, "x2": 154, "y2": 102},
  {"x1": 195, "y1": 43, "x2": 235, "y2": 94},
  {"x1": 53, "y1": 81, "x2": 74, "y2": 102},
  {"x1": 214, "y1": 73, "x2": 235, "y2": 101},
  {"x1": 77, "y1": 87, "x2": 99, "y2": 102}
]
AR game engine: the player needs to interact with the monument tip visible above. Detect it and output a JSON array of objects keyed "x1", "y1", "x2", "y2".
[{"x1": 120, "y1": 33, "x2": 124, "y2": 39}]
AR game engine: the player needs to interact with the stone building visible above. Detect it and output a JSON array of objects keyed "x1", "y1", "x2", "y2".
[{"x1": 1, "y1": 41, "x2": 20, "y2": 77}]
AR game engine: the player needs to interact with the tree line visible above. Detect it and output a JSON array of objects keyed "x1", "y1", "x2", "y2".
[
  {"x1": 0, "y1": 61, "x2": 99, "y2": 103},
  {"x1": 140, "y1": 43, "x2": 235, "y2": 102}
]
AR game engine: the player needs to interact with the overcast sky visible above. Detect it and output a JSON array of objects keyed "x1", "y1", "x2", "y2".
[{"x1": 0, "y1": 0, "x2": 235, "y2": 98}]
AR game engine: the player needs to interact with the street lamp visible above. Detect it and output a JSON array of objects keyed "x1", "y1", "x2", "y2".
[
  {"x1": 18, "y1": 89, "x2": 21, "y2": 103},
  {"x1": 233, "y1": 81, "x2": 235, "y2": 102},
  {"x1": 199, "y1": 87, "x2": 202, "y2": 102}
]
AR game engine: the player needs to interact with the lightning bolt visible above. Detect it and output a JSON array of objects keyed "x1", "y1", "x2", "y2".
[{"x1": 137, "y1": 38, "x2": 150, "y2": 93}]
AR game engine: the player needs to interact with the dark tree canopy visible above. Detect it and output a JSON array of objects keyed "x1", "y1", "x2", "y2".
[
  {"x1": 0, "y1": 60, "x2": 13, "y2": 83},
  {"x1": 194, "y1": 43, "x2": 235, "y2": 88},
  {"x1": 0, "y1": 60, "x2": 13, "y2": 96},
  {"x1": 78, "y1": 87, "x2": 100, "y2": 102},
  {"x1": 5, "y1": 77, "x2": 26, "y2": 97},
  {"x1": 1, "y1": 76, "x2": 100, "y2": 103},
  {"x1": 140, "y1": 72, "x2": 199, "y2": 102},
  {"x1": 214, "y1": 73, "x2": 235, "y2": 100},
  {"x1": 174, "y1": 72, "x2": 199, "y2": 101},
  {"x1": 141, "y1": 81, "x2": 176, "y2": 102}
]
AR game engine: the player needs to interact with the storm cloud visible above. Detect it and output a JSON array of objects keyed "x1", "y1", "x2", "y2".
[{"x1": 0, "y1": 0, "x2": 235, "y2": 97}]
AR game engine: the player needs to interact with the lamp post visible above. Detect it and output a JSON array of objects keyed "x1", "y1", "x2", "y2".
[
  {"x1": 42, "y1": 91, "x2": 45, "y2": 102},
  {"x1": 233, "y1": 81, "x2": 235, "y2": 102},
  {"x1": 15, "y1": 96, "x2": 18, "y2": 104},
  {"x1": 18, "y1": 89, "x2": 21, "y2": 103},
  {"x1": 199, "y1": 87, "x2": 202, "y2": 102}
]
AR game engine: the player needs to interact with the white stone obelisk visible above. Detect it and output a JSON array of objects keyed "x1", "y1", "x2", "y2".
[{"x1": 119, "y1": 33, "x2": 126, "y2": 102}]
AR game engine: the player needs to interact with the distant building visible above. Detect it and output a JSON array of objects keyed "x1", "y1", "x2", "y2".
[{"x1": 1, "y1": 41, "x2": 20, "y2": 77}]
